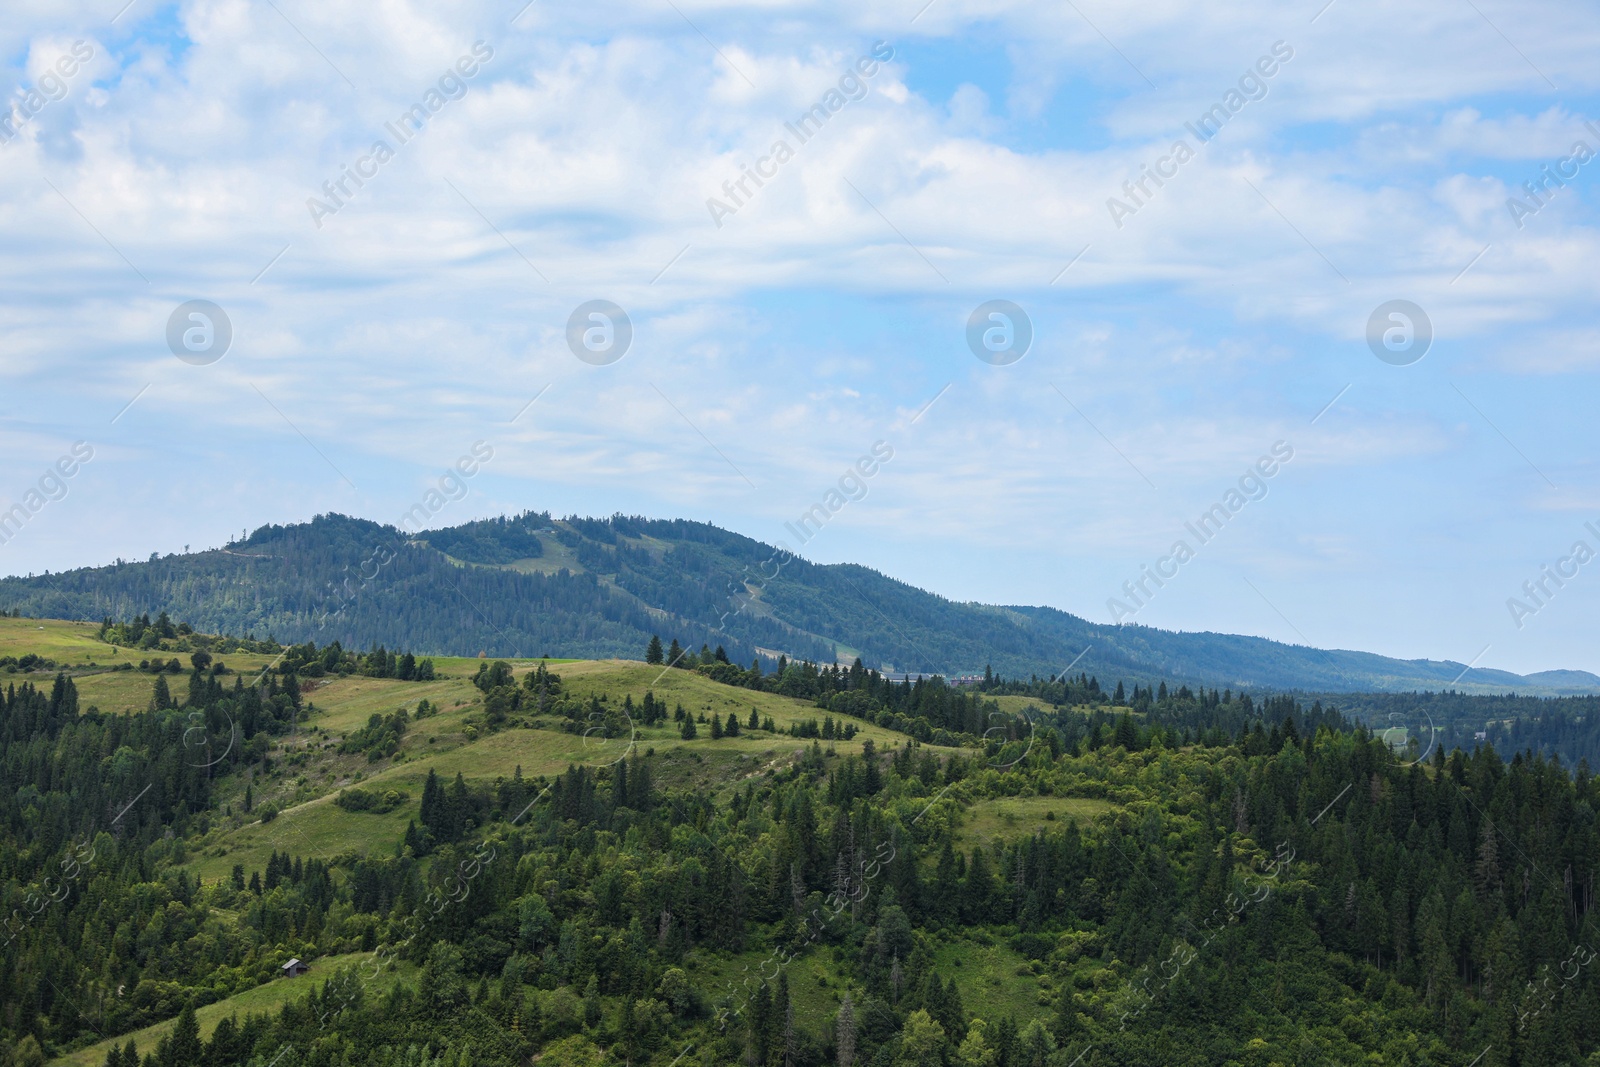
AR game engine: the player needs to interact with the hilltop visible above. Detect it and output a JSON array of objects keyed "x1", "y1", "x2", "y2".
[{"x1": 2, "y1": 511, "x2": 1597, "y2": 695}]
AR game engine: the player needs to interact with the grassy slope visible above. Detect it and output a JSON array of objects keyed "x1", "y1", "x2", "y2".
[
  {"x1": 10, "y1": 618, "x2": 1081, "y2": 1053},
  {"x1": 0, "y1": 616, "x2": 121, "y2": 661},
  {"x1": 688, "y1": 935, "x2": 1054, "y2": 1037},
  {"x1": 0, "y1": 615, "x2": 286, "y2": 714},
  {"x1": 183, "y1": 657, "x2": 953, "y2": 883},
  {"x1": 49, "y1": 953, "x2": 418, "y2": 1067},
  {"x1": 9, "y1": 618, "x2": 1052, "y2": 883},
  {"x1": 954, "y1": 796, "x2": 1121, "y2": 850}
]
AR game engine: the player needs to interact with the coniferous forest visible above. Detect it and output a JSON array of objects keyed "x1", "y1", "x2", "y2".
[
  {"x1": 0, "y1": 613, "x2": 1597, "y2": 1067},
  {"x1": 3, "y1": 512, "x2": 1592, "y2": 697}
]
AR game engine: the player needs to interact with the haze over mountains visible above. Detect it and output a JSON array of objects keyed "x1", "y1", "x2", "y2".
[{"x1": 2, "y1": 511, "x2": 1596, "y2": 696}]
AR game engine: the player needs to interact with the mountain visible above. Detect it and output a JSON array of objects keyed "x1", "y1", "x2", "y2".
[{"x1": 2, "y1": 510, "x2": 1594, "y2": 695}]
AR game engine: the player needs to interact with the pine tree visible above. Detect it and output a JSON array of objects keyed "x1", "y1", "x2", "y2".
[
  {"x1": 750, "y1": 982, "x2": 774, "y2": 1064},
  {"x1": 681, "y1": 716, "x2": 697, "y2": 740},
  {"x1": 861, "y1": 740, "x2": 882, "y2": 794},
  {"x1": 666, "y1": 639, "x2": 683, "y2": 666},
  {"x1": 420, "y1": 769, "x2": 444, "y2": 838},
  {"x1": 836, "y1": 994, "x2": 856, "y2": 1067},
  {"x1": 725, "y1": 712, "x2": 740, "y2": 736},
  {"x1": 646, "y1": 635, "x2": 664, "y2": 664},
  {"x1": 166, "y1": 1004, "x2": 201, "y2": 1067},
  {"x1": 749, "y1": 708, "x2": 760, "y2": 730},
  {"x1": 710, "y1": 714, "x2": 723, "y2": 739},
  {"x1": 1114, "y1": 713, "x2": 1139, "y2": 751},
  {"x1": 583, "y1": 976, "x2": 602, "y2": 1028}
]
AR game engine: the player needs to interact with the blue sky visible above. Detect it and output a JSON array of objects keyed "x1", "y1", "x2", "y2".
[{"x1": 1, "y1": 0, "x2": 1598, "y2": 676}]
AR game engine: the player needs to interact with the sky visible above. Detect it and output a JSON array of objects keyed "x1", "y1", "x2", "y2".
[{"x1": 1, "y1": 0, "x2": 1598, "y2": 677}]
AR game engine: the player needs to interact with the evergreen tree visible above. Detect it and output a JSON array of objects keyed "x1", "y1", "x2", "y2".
[
  {"x1": 420, "y1": 768, "x2": 444, "y2": 838},
  {"x1": 681, "y1": 715, "x2": 698, "y2": 740},
  {"x1": 165, "y1": 1004, "x2": 201, "y2": 1067},
  {"x1": 836, "y1": 994, "x2": 856, "y2": 1067},
  {"x1": 646, "y1": 635, "x2": 664, "y2": 664}
]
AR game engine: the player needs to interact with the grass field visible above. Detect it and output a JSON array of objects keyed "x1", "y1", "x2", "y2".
[
  {"x1": 932, "y1": 936, "x2": 1057, "y2": 1026},
  {"x1": 0, "y1": 615, "x2": 119, "y2": 662},
  {"x1": 178, "y1": 652, "x2": 959, "y2": 882},
  {"x1": 48, "y1": 952, "x2": 418, "y2": 1067},
  {"x1": 4, "y1": 619, "x2": 982, "y2": 900},
  {"x1": 689, "y1": 943, "x2": 851, "y2": 1026},
  {"x1": 685, "y1": 935, "x2": 1054, "y2": 1037},
  {"x1": 954, "y1": 796, "x2": 1121, "y2": 849},
  {"x1": 0, "y1": 616, "x2": 291, "y2": 715}
]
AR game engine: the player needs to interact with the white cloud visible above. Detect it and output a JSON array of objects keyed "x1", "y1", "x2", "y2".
[{"x1": 0, "y1": 0, "x2": 1598, "y2": 674}]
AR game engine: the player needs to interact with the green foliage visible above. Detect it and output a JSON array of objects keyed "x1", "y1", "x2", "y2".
[
  {"x1": 340, "y1": 708, "x2": 409, "y2": 761},
  {"x1": 334, "y1": 786, "x2": 411, "y2": 814},
  {"x1": 8, "y1": 510, "x2": 1577, "y2": 693},
  {"x1": 3, "y1": 619, "x2": 1599, "y2": 1067},
  {"x1": 424, "y1": 513, "x2": 548, "y2": 565}
]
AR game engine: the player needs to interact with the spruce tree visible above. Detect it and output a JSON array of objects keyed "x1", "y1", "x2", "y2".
[
  {"x1": 646, "y1": 635, "x2": 664, "y2": 664},
  {"x1": 836, "y1": 994, "x2": 856, "y2": 1067},
  {"x1": 420, "y1": 769, "x2": 443, "y2": 837},
  {"x1": 681, "y1": 715, "x2": 698, "y2": 740},
  {"x1": 167, "y1": 1004, "x2": 201, "y2": 1067}
]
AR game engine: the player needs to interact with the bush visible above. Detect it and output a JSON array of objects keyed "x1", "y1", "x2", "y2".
[{"x1": 334, "y1": 787, "x2": 410, "y2": 814}]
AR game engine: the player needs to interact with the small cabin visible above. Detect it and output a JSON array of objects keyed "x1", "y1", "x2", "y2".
[{"x1": 281, "y1": 958, "x2": 310, "y2": 978}]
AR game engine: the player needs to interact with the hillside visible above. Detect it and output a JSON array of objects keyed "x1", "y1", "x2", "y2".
[
  {"x1": 3, "y1": 616, "x2": 1597, "y2": 1067},
  {"x1": 1, "y1": 512, "x2": 1596, "y2": 697}
]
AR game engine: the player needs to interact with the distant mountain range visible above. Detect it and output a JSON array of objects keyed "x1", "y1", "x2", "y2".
[{"x1": 4, "y1": 511, "x2": 1597, "y2": 696}]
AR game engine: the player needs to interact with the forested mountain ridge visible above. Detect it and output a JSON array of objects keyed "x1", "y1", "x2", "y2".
[{"x1": 1, "y1": 511, "x2": 1595, "y2": 696}]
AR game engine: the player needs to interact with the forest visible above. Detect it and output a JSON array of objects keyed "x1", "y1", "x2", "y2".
[
  {"x1": 3, "y1": 511, "x2": 1589, "y2": 695},
  {"x1": 0, "y1": 615, "x2": 1597, "y2": 1066}
]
